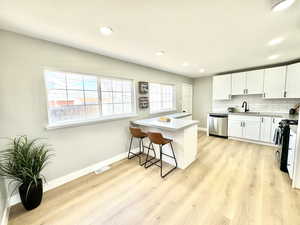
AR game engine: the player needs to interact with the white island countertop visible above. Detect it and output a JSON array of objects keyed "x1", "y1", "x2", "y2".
[{"x1": 133, "y1": 114, "x2": 198, "y2": 131}]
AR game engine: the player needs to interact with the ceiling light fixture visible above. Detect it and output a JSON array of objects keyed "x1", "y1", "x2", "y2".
[
  {"x1": 156, "y1": 51, "x2": 165, "y2": 56},
  {"x1": 100, "y1": 27, "x2": 113, "y2": 36},
  {"x1": 268, "y1": 54, "x2": 280, "y2": 60},
  {"x1": 182, "y1": 62, "x2": 189, "y2": 67},
  {"x1": 268, "y1": 37, "x2": 284, "y2": 46},
  {"x1": 272, "y1": 0, "x2": 295, "y2": 12},
  {"x1": 199, "y1": 68, "x2": 205, "y2": 73}
]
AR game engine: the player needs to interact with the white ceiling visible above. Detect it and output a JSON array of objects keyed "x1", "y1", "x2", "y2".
[{"x1": 0, "y1": 0, "x2": 300, "y2": 77}]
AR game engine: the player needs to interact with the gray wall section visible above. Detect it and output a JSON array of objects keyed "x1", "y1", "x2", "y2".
[
  {"x1": 192, "y1": 76, "x2": 212, "y2": 128},
  {"x1": 0, "y1": 30, "x2": 192, "y2": 186}
]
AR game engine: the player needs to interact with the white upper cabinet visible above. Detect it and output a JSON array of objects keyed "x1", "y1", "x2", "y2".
[
  {"x1": 286, "y1": 63, "x2": 300, "y2": 98},
  {"x1": 231, "y1": 72, "x2": 246, "y2": 95},
  {"x1": 246, "y1": 70, "x2": 264, "y2": 94},
  {"x1": 264, "y1": 66, "x2": 286, "y2": 99},
  {"x1": 231, "y1": 70, "x2": 264, "y2": 95},
  {"x1": 213, "y1": 75, "x2": 231, "y2": 100}
]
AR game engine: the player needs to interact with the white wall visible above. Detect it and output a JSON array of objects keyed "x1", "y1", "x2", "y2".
[
  {"x1": 0, "y1": 30, "x2": 192, "y2": 190},
  {"x1": 192, "y1": 76, "x2": 212, "y2": 128}
]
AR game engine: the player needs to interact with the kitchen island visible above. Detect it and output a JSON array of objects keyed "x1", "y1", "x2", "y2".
[{"x1": 133, "y1": 113, "x2": 199, "y2": 169}]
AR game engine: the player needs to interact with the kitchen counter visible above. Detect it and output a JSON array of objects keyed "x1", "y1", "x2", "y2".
[
  {"x1": 133, "y1": 116, "x2": 198, "y2": 131},
  {"x1": 132, "y1": 114, "x2": 199, "y2": 169},
  {"x1": 211, "y1": 112, "x2": 299, "y2": 120},
  {"x1": 167, "y1": 112, "x2": 192, "y2": 119}
]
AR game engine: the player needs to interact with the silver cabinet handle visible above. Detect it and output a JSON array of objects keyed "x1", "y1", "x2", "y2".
[
  {"x1": 284, "y1": 91, "x2": 287, "y2": 98},
  {"x1": 272, "y1": 118, "x2": 275, "y2": 123},
  {"x1": 261, "y1": 117, "x2": 264, "y2": 123}
]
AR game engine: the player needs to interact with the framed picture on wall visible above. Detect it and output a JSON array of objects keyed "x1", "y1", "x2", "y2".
[
  {"x1": 138, "y1": 81, "x2": 149, "y2": 94},
  {"x1": 139, "y1": 97, "x2": 149, "y2": 109}
]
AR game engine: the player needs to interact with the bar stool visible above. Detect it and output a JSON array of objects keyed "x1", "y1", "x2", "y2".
[
  {"x1": 128, "y1": 127, "x2": 148, "y2": 166},
  {"x1": 144, "y1": 132, "x2": 178, "y2": 178}
]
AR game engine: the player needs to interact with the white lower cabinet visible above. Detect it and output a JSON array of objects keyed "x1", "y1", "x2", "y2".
[
  {"x1": 244, "y1": 120, "x2": 261, "y2": 141},
  {"x1": 260, "y1": 117, "x2": 272, "y2": 142},
  {"x1": 228, "y1": 119, "x2": 243, "y2": 138},
  {"x1": 229, "y1": 115, "x2": 282, "y2": 144},
  {"x1": 228, "y1": 116, "x2": 260, "y2": 141}
]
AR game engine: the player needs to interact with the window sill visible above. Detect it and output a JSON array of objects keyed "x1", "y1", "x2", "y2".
[
  {"x1": 149, "y1": 109, "x2": 177, "y2": 115},
  {"x1": 46, "y1": 113, "x2": 138, "y2": 130}
]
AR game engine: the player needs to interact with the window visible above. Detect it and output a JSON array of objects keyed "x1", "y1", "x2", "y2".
[
  {"x1": 45, "y1": 70, "x2": 135, "y2": 127},
  {"x1": 149, "y1": 83, "x2": 175, "y2": 113}
]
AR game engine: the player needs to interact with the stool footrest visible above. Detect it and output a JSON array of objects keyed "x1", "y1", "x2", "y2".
[{"x1": 161, "y1": 152, "x2": 176, "y2": 159}]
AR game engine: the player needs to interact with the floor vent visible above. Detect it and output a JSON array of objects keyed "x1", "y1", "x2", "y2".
[{"x1": 94, "y1": 166, "x2": 111, "y2": 175}]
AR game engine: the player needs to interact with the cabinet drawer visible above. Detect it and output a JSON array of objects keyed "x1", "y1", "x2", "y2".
[{"x1": 229, "y1": 115, "x2": 261, "y2": 122}]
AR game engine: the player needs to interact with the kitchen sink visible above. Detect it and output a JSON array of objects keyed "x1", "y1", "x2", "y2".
[{"x1": 230, "y1": 112, "x2": 261, "y2": 115}]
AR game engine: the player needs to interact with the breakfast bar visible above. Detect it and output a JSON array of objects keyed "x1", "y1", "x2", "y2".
[{"x1": 133, "y1": 113, "x2": 199, "y2": 169}]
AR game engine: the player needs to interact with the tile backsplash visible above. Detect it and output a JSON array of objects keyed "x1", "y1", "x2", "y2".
[{"x1": 213, "y1": 94, "x2": 300, "y2": 113}]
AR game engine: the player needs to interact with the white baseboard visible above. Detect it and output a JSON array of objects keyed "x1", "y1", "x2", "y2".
[
  {"x1": 198, "y1": 127, "x2": 207, "y2": 132},
  {"x1": 228, "y1": 137, "x2": 276, "y2": 147},
  {"x1": 8, "y1": 152, "x2": 128, "y2": 207}
]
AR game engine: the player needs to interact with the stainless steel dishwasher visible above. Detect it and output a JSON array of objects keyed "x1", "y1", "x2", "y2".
[{"x1": 208, "y1": 113, "x2": 228, "y2": 138}]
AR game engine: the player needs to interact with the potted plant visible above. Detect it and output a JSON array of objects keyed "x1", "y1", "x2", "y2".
[{"x1": 0, "y1": 136, "x2": 52, "y2": 210}]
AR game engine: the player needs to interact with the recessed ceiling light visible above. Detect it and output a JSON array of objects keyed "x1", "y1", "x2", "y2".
[
  {"x1": 268, "y1": 54, "x2": 280, "y2": 60},
  {"x1": 272, "y1": 0, "x2": 295, "y2": 12},
  {"x1": 182, "y1": 62, "x2": 189, "y2": 67},
  {"x1": 100, "y1": 27, "x2": 113, "y2": 36},
  {"x1": 199, "y1": 68, "x2": 205, "y2": 73},
  {"x1": 156, "y1": 51, "x2": 165, "y2": 56},
  {"x1": 268, "y1": 37, "x2": 284, "y2": 46}
]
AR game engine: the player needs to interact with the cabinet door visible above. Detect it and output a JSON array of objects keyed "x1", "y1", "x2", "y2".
[
  {"x1": 270, "y1": 117, "x2": 282, "y2": 143},
  {"x1": 264, "y1": 66, "x2": 286, "y2": 99},
  {"x1": 232, "y1": 72, "x2": 246, "y2": 95},
  {"x1": 228, "y1": 120, "x2": 243, "y2": 138},
  {"x1": 286, "y1": 63, "x2": 300, "y2": 98},
  {"x1": 213, "y1": 75, "x2": 232, "y2": 100},
  {"x1": 244, "y1": 120, "x2": 261, "y2": 141},
  {"x1": 260, "y1": 117, "x2": 272, "y2": 142},
  {"x1": 246, "y1": 70, "x2": 264, "y2": 95},
  {"x1": 182, "y1": 83, "x2": 193, "y2": 113}
]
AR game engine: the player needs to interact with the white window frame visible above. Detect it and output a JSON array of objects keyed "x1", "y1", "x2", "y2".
[
  {"x1": 149, "y1": 82, "x2": 176, "y2": 114},
  {"x1": 44, "y1": 70, "x2": 137, "y2": 130}
]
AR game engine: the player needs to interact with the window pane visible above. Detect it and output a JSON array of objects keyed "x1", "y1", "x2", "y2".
[
  {"x1": 68, "y1": 90, "x2": 85, "y2": 105},
  {"x1": 84, "y1": 76, "x2": 97, "y2": 90},
  {"x1": 67, "y1": 74, "x2": 83, "y2": 90},
  {"x1": 113, "y1": 92, "x2": 123, "y2": 103},
  {"x1": 49, "y1": 106, "x2": 69, "y2": 123},
  {"x1": 124, "y1": 103, "x2": 132, "y2": 113},
  {"x1": 113, "y1": 104, "x2": 123, "y2": 114},
  {"x1": 123, "y1": 81, "x2": 132, "y2": 92},
  {"x1": 101, "y1": 92, "x2": 113, "y2": 103},
  {"x1": 85, "y1": 91, "x2": 99, "y2": 105},
  {"x1": 48, "y1": 90, "x2": 68, "y2": 107},
  {"x1": 45, "y1": 71, "x2": 66, "y2": 89},
  {"x1": 101, "y1": 79, "x2": 112, "y2": 91},
  {"x1": 102, "y1": 104, "x2": 113, "y2": 116},
  {"x1": 86, "y1": 105, "x2": 100, "y2": 118},
  {"x1": 113, "y1": 80, "x2": 123, "y2": 92},
  {"x1": 64, "y1": 105, "x2": 86, "y2": 121},
  {"x1": 123, "y1": 93, "x2": 132, "y2": 103}
]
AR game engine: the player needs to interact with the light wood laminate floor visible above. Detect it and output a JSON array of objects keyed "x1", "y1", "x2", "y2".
[{"x1": 9, "y1": 132, "x2": 300, "y2": 225}]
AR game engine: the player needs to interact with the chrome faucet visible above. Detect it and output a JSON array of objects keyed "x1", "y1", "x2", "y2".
[{"x1": 242, "y1": 101, "x2": 249, "y2": 112}]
